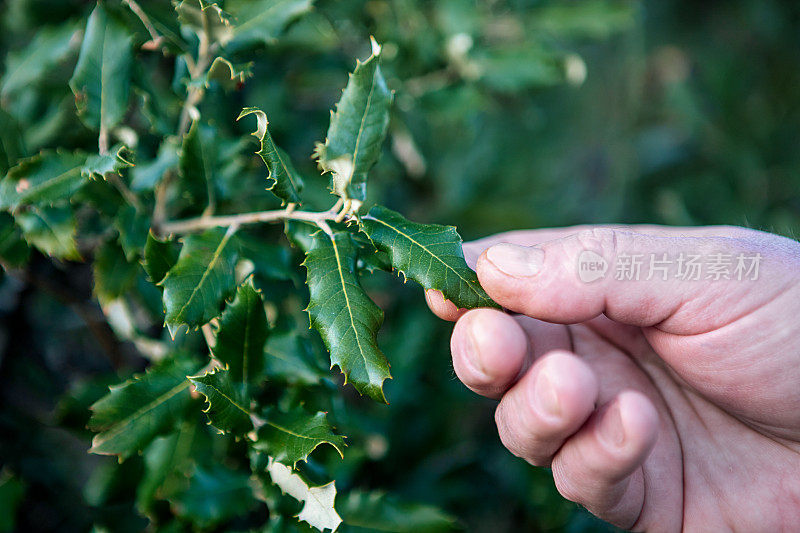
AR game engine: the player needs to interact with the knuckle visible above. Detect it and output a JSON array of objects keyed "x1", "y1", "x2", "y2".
[
  {"x1": 575, "y1": 227, "x2": 620, "y2": 259},
  {"x1": 494, "y1": 397, "x2": 560, "y2": 465},
  {"x1": 551, "y1": 460, "x2": 584, "y2": 504}
]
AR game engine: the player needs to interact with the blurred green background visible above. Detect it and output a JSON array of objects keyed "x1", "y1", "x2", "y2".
[{"x1": 1, "y1": 0, "x2": 799, "y2": 531}]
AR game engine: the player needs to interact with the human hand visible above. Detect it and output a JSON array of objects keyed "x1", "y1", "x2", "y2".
[{"x1": 426, "y1": 225, "x2": 800, "y2": 531}]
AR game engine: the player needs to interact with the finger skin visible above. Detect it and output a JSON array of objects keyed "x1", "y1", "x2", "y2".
[
  {"x1": 450, "y1": 309, "x2": 529, "y2": 399},
  {"x1": 425, "y1": 289, "x2": 466, "y2": 321},
  {"x1": 551, "y1": 390, "x2": 659, "y2": 528},
  {"x1": 494, "y1": 350, "x2": 599, "y2": 466}
]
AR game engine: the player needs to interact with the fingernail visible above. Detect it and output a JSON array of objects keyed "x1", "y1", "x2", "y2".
[
  {"x1": 485, "y1": 243, "x2": 544, "y2": 278},
  {"x1": 463, "y1": 327, "x2": 487, "y2": 377},
  {"x1": 534, "y1": 372, "x2": 560, "y2": 418},
  {"x1": 599, "y1": 403, "x2": 626, "y2": 448}
]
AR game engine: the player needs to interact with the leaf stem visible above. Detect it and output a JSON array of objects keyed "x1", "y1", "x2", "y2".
[
  {"x1": 98, "y1": 125, "x2": 109, "y2": 155},
  {"x1": 123, "y1": 0, "x2": 164, "y2": 52},
  {"x1": 107, "y1": 171, "x2": 142, "y2": 211},
  {"x1": 154, "y1": 8, "x2": 217, "y2": 233}
]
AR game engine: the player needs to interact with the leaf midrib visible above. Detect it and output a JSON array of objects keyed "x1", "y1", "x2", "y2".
[
  {"x1": 17, "y1": 164, "x2": 83, "y2": 205},
  {"x1": 197, "y1": 379, "x2": 250, "y2": 417},
  {"x1": 350, "y1": 58, "x2": 379, "y2": 180},
  {"x1": 173, "y1": 229, "x2": 234, "y2": 322},
  {"x1": 366, "y1": 216, "x2": 486, "y2": 301},
  {"x1": 91, "y1": 379, "x2": 189, "y2": 450},
  {"x1": 329, "y1": 235, "x2": 371, "y2": 377},
  {"x1": 235, "y1": 0, "x2": 299, "y2": 35}
]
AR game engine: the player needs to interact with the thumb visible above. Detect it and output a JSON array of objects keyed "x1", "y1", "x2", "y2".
[{"x1": 476, "y1": 227, "x2": 778, "y2": 333}]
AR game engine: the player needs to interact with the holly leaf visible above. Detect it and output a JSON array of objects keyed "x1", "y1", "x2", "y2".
[
  {"x1": 238, "y1": 107, "x2": 304, "y2": 205},
  {"x1": 205, "y1": 57, "x2": 252, "y2": 90},
  {"x1": 360, "y1": 206, "x2": 497, "y2": 310},
  {"x1": 116, "y1": 205, "x2": 150, "y2": 260},
  {"x1": 303, "y1": 231, "x2": 390, "y2": 402},
  {"x1": 212, "y1": 279, "x2": 268, "y2": 392},
  {"x1": 338, "y1": 490, "x2": 458, "y2": 532},
  {"x1": 237, "y1": 233, "x2": 297, "y2": 281},
  {"x1": 179, "y1": 121, "x2": 217, "y2": 214},
  {"x1": 160, "y1": 227, "x2": 238, "y2": 336},
  {"x1": 175, "y1": 1, "x2": 234, "y2": 46},
  {"x1": 0, "y1": 110, "x2": 25, "y2": 176},
  {"x1": 227, "y1": 0, "x2": 313, "y2": 47},
  {"x1": 94, "y1": 240, "x2": 140, "y2": 304},
  {"x1": 69, "y1": 3, "x2": 133, "y2": 131},
  {"x1": 82, "y1": 145, "x2": 134, "y2": 179},
  {"x1": 1, "y1": 23, "x2": 79, "y2": 98},
  {"x1": 266, "y1": 458, "x2": 342, "y2": 532},
  {"x1": 172, "y1": 465, "x2": 256, "y2": 528},
  {"x1": 254, "y1": 408, "x2": 345, "y2": 466},
  {"x1": 0, "y1": 213, "x2": 30, "y2": 268},
  {"x1": 88, "y1": 358, "x2": 197, "y2": 459},
  {"x1": 0, "y1": 150, "x2": 88, "y2": 210},
  {"x1": 189, "y1": 369, "x2": 253, "y2": 435},
  {"x1": 15, "y1": 205, "x2": 80, "y2": 261},
  {"x1": 130, "y1": 140, "x2": 179, "y2": 191},
  {"x1": 263, "y1": 331, "x2": 327, "y2": 385},
  {"x1": 314, "y1": 38, "x2": 392, "y2": 205},
  {"x1": 143, "y1": 231, "x2": 179, "y2": 284}
]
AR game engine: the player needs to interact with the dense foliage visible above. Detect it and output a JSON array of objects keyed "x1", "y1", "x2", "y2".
[{"x1": 1, "y1": 0, "x2": 798, "y2": 531}]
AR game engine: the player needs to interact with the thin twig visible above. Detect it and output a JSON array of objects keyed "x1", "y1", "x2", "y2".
[
  {"x1": 123, "y1": 0, "x2": 164, "y2": 51},
  {"x1": 107, "y1": 172, "x2": 142, "y2": 211},
  {"x1": 161, "y1": 207, "x2": 339, "y2": 235},
  {"x1": 98, "y1": 125, "x2": 109, "y2": 155},
  {"x1": 155, "y1": 6, "x2": 216, "y2": 227}
]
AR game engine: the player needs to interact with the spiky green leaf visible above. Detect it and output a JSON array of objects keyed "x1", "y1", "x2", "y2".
[
  {"x1": 143, "y1": 231, "x2": 179, "y2": 284},
  {"x1": 69, "y1": 3, "x2": 133, "y2": 131},
  {"x1": 314, "y1": 38, "x2": 392, "y2": 204},
  {"x1": 238, "y1": 107, "x2": 304, "y2": 205},
  {"x1": 338, "y1": 491, "x2": 458, "y2": 532},
  {"x1": 88, "y1": 358, "x2": 197, "y2": 458},
  {"x1": 1, "y1": 23, "x2": 79, "y2": 98},
  {"x1": 130, "y1": 140, "x2": 179, "y2": 191},
  {"x1": 204, "y1": 57, "x2": 252, "y2": 90},
  {"x1": 0, "y1": 213, "x2": 30, "y2": 267},
  {"x1": 179, "y1": 121, "x2": 217, "y2": 213},
  {"x1": 263, "y1": 331, "x2": 327, "y2": 385},
  {"x1": 189, "y1": 369, "x2": 253, "y2": 435},
  {"x1": 0, "y1": 110, "x2": 25, "y2": 176},
  {"x1": 0, "y1": 150, "x2": 88, "y2": 210},
  {"x1": 360, "y1": 206, "x2": 497, "y2": 309},
  {"x1": 15, "y1": 205, "x2": 80, "y2": 261},
  {"x1": 175, "y1": 1, "x2": 234, "y2": 46},
  {"x1": 172, "y1": 465, "x2": 255, "y2": 528},
  {"x1": 160, "y1": 227, "x2": 238, "y2": 336},
  {"x1": 227, "y1": 0, "x2": 313, "y2": 47},
  {"x1": 94, "y1": 240, "x2": 140, "y2": 304},
  {"x1": 82, "y1": 145, "x2": 134, "y2": 179},
  {"x1": 212, "y1": 279, "x2": 268, "y2": 392},
  {"x1": 116, "y1": 205, "x2": 150, "y2": 260},
  {"x1": 254, "y1": 408, "x2": 345, "y2": 466},
  {"x1": 303, "y1": 231, "x2": 390, "y2": 402}
]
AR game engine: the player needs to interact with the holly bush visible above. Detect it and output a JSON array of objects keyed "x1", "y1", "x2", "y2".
[{"x1": 5, "y1": 0, "x2": 797, "y2": 531}]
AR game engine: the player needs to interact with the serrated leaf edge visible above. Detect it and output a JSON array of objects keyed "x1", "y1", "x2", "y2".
[
  {"x1": 188, "y1": 369, "x2": 252, "y2": 435},
  {"x1": 359, "y1": 214, "x2": 495, "y2": 308},
  {"x1": 89, "y1": 378, "x2": 191, "y2": 456},
  {"x1": 301, "y1": 231, "x2": 391, "y2": 403}
]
